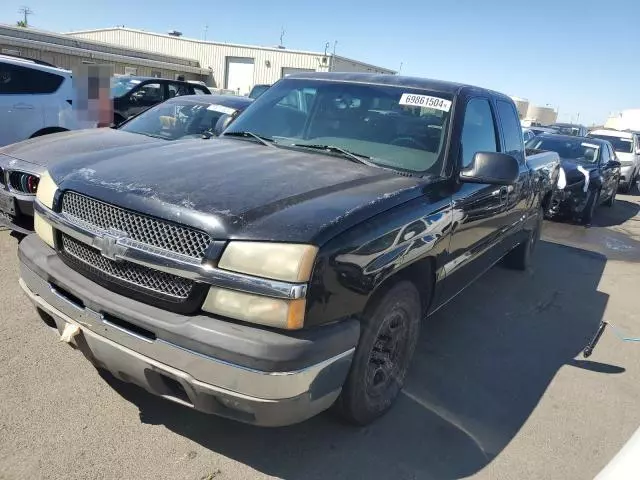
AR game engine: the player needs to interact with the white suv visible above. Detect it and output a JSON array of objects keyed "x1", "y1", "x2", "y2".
[
  {"x1": 588, "y1": 129, "x2": 640, "y2": 192},
  {"x1": 0, "y1": 55, "x2": 87, "y2": 147}
]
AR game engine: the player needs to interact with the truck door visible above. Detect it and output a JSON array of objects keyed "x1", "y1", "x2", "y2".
[
  {"x1": 440, "y1": 97, "x2": 510, "y2": 302},
  {"x1": 494, "y1": 98, "x2": 530, "y2": 252}
]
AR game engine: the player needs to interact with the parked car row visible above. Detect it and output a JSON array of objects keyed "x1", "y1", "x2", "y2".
[
  {"x1": 4, "y1": 72, "x2": 562, "y2": 427},
  {"x1": 0, "y1": 94, "x2": 252, "y2": 234},
  {"x1": 521, "y1": 118, "x2": 640, "y2": 225}
]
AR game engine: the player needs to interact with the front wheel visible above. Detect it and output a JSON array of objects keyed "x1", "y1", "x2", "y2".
[
  {"x1": 581, "y1": 189, "x2": 600, "y2": 225},
  {"x1": 604, "y1": 181, "x2": 618, "y2": 207},
  {"x1": 335, "y1": 281, "x2": 422, "y2": 425}
]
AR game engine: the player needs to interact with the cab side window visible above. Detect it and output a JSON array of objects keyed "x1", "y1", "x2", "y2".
[{"x1": 460, "y1": 98, "x2": 498, "y2": 168}]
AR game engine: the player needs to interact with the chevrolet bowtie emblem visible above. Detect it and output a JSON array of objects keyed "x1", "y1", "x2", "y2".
[{"x1": 93, "y1": 229, "x2": 129, "y2": 261}]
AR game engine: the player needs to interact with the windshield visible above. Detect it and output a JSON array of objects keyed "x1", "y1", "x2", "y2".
[
  {"x1": 588, "y1": 134, "x2": 633, "y2": 153},
  {"x1": 111, "y1": 77, "x2": 144, "y2": 97},
  {"x1": 526, "y1": 137, "x2": 600, "y2": 163},
  {"x1": 119, "y1": 100, "x2": 237, "y2": 140},
  {"x1": 226, "y1": 79, "x2": 452, "y2": 173}
]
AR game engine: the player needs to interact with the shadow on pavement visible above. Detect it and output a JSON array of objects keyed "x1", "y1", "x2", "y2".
[
  {"x1": 591, "y1": 200, "x2": 640, "y2": 228},
  {"x1": 101, "y1": 240, "x2": 609, "y2": 480}
]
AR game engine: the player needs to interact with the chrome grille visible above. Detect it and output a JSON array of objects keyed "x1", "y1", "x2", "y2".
[
  {"x1": 61, "y1": 234, "x2": 194, "y2": 300},
  {"x1": 61, "y1": 192, "x2": 211, "y2": 259}
]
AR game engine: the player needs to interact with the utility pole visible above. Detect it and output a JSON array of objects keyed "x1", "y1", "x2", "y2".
[
  {"x1": 399, "y1": 62, "x2": 403, "y2": 74},
  {"x1": 279, "y1": 27, "x2": 285, "y2": 48},
  {"x1": 18, "y1": 6, "x2": 33, "y2": 26},
  {"x1": 203, "y1": 24, "x2": 208, "y2": 41}
]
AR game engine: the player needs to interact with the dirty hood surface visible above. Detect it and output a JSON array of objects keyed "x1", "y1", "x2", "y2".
[
  {"x1": 48, "y1": 137, "x2": 427, "y2": 244},
  {"x1": 0, "y1": 128, "x2": 164, "y2": 169}
]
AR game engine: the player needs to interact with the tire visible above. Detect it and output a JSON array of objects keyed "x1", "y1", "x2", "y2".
[
  {"x1": 335, "y1": 281, "x2": 422, "y2": 425},
  {"x1": 504, "y1": 206, "x2": 543, "y2": 271},
  {"x1": 604, "y1": 181, "x2": 618, "y2": 207},
  {"x1": 581, "y1": 189, "x2": 600, "y2": 225},
  {"x1": 619, "y1": 182, "x2": 630, "y2": 194}
]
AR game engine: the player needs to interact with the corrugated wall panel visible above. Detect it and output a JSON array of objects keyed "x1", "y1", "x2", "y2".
[
  {"x1": 330, "y1": 56, "x2": 393, "y2": 74},
  {"x1": 70, "y1": 30, "x2": 353, "y2": 88}
]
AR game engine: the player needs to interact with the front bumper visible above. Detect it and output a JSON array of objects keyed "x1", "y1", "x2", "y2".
[
  {"x1": 19, "y1": 234, "x2": 357, "y2": 426},
  {"x1": 0, "y1": 189, "x2": 34, "y2": 234},
  {"x1": 619, "y1": 165, "x2": 635, "y2": 186},
  {"x1": 546, "y1": 185, "x2": 590, "y2": 218}
]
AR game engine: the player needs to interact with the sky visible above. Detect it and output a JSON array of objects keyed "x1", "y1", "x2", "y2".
[{"x1": 5, "y1": 0, "x2": 639, "y2": 125}]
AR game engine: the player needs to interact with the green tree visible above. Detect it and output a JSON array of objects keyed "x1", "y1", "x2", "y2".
[{"x1": 16, "y1": 20, "x2": 27, "y2": 27}]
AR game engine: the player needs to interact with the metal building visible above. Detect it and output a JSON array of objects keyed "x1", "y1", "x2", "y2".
[
  {"x1": 67, "y1": 27, "x2": 396, "y2": 95},
  {"x1": 525, "y1": 105, "x2": 558, "y2": 125},
  {"x1": 605, "y1": 109, "x2": 640, "y2": 131},
  {"x1": 510, "y1": 96, "x2": 529, "y2": 120},
  {"x1": 0, "y1": 24, "x2": 209, "y2": 80}
]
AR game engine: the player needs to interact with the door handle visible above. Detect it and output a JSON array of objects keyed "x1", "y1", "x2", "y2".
[
  {"x1": 12, "y1": 103, "x2": 34, "y2": 110},
  {"x1": 499, "y1": 186, "x2": 508, "y2": 204}
]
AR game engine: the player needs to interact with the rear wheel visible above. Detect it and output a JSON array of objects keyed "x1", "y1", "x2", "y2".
[
  {"x1": 335, "y1": 281, "x2": 422, "y2": 425},
  {"x1": 504, "y1": 206, "x2": 543, "y2": 271}
]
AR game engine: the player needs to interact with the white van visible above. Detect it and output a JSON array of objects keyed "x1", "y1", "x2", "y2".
[
  {"x1": 588, "y1": 129, "x2": 639, "y2": 192},
  {"x1": 0, "y1": 55, "x2": 86, "y2": 147}
]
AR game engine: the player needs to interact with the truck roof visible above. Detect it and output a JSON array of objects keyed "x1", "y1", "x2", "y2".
[
  {"x1": 589, "y1": 129, "x2": 635, "y2": 139},
  {"x1": 286, "y1": 72, "x2": 511, "y2": 100}
]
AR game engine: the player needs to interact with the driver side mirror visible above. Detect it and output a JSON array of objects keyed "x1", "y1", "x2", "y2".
[
  {"x1": 460, "y1": 152, "x2": 519, "y2": 185},
  {"x1": 213, "y1": 113, "x2": 235, "y2": 136},
  {"x1": 607, "y1": 160, "x2": 621, "y2": 169}
]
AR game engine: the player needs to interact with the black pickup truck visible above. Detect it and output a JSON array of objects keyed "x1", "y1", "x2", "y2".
[{"x1": 18, "y1": 73, "x2": 559, "y2": 426}]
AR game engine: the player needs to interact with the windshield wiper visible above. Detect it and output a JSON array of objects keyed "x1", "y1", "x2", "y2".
[
  {"x1": 290, "y1": 144, "x2": 378, "y2": 167},
  {"x1": 223, "y1": 131, "x2": 275, "y2": 147}
]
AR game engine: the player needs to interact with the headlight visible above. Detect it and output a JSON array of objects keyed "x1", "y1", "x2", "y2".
[
  {"x1": 34, "y1": 171, "x2": 58, "y2": 248},
  {"x1": 202, "y1": 287, "x2": 306, "y2": 329},
  {"x1": 218, "y1": 242, "x2": 318, "y2": 282},
  {"x1": 36, "y1": 171, "x2": 57, "y2": 209},
  {"x1": 557, "y1": 167, "x2": 566, "y2": 190}
]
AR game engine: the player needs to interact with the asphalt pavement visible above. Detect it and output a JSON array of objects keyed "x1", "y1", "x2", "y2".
[{"x1": 1, "y1": 195, "x2": 640, "y2": 480}]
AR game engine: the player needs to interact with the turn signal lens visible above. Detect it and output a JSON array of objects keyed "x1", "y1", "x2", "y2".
[
  {"x1": 34, "y1": 212, "x2": 55, "y2": 248},
  {"x1": 202, "y1": 287, "x2": 305, "y2": 330}
]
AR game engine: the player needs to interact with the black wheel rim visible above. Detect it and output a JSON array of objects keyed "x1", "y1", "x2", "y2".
[{"x1": 365, "y1": 308, "x2": 410, "y2": 401}]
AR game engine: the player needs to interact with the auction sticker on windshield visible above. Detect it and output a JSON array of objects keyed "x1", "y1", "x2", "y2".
[
  {"x1": 207, "y1": 104, "x2": 236, "y2": 115},
  {"x1": 399, "y1": 93, "x2": 452, "y2": 112}
]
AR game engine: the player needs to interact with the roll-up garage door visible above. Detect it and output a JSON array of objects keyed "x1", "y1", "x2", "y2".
[{"x1": 225, "y1": 57, "x2": 254, "y2": 95}]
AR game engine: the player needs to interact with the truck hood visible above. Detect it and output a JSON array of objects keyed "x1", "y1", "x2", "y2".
[
  {"x1": 0, "y1": 128, "x2": 164, "y2": 170},
  {"x1": 48, "y1": 138, "x2": 428, "y2": 244}
]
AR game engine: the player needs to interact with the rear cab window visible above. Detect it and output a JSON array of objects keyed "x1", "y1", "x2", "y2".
[{"x1": 496, "y1": 100, "x2": 524, "y2": 162}]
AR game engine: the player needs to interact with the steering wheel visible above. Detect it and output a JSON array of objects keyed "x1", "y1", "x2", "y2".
[{"x1": 390, "y1": 137, "x2": 427, "y2": 149}]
